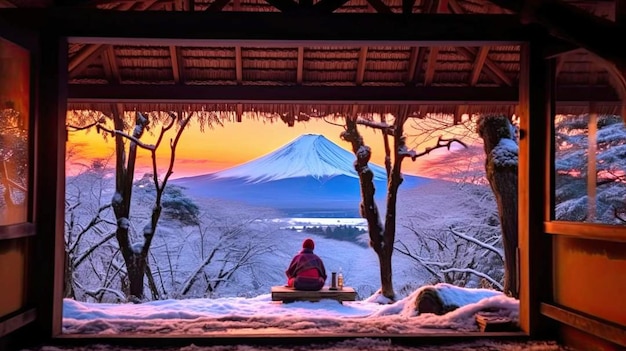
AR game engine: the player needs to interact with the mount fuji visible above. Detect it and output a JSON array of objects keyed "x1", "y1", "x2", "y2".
[{"x1": 172, "y1": 134, "x2": 429, "y2": 217}]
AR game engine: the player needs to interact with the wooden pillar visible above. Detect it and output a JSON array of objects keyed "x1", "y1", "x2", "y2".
[
  {"x1": 587, "y1": 103, "x2": 597, "y2": 222},
  {"x1": 518, "y1": 41, "x2": 556, "y2": 337},
  {"x1": 33, "y1": 32, "x2": 67, "y2": 340}
]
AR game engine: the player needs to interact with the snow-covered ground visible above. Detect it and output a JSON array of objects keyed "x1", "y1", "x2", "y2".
[
  {"x1": 62, "y1": 283, "x2": 517, "y2": 335},
  {"x1": 23, "y1": 338, "x2": 571, "y2": 351}
]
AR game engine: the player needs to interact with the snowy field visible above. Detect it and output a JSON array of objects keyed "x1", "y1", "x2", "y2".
[
  {"x1": 23, "y1": 338, "x2": 571, "y2": 351},
  {"x1": 62, "y1": 283, "x2": 518, "y2": 335}
]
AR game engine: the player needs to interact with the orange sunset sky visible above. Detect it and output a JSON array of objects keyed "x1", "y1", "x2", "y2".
[{"x1": 67, "y1": 115, "x2": 477, "y2": 180}]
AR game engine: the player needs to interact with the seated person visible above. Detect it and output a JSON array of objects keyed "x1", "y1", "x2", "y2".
[{"x1": 285, "y1": 238, "x2": 327, "y2": 291}]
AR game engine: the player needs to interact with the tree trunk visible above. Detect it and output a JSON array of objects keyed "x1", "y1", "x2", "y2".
[
  {"x1": 477, "y1": 115, "x2": 519, "y2": 298},
  {"x1": 341, "y1": 118, "x2": 395, "y2": 299}
]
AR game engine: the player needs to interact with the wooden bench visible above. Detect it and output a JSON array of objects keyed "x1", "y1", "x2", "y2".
[{"x1": 271, "y1": 286, "x2": 356, "y2": 303}]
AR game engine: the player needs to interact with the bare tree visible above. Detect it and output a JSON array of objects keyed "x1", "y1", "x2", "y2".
[
  {"x1": 476, "y1": 114, "x2": 518, "y2": 298},
  {"x1": 340, "y1": 115, "x2": 465, "y2": 300},
  {"x1": 68, "y1": 110, "x2": 196, "y2": 300}
]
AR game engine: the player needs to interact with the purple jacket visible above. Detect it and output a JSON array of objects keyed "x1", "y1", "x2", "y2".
[{"x1": 286, "y1": 248, "x2": 327, "y2": 281}]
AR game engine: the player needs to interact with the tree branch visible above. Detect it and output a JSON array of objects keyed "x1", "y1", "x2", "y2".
[
  {"x1": 449, "y1": 226, "x2": 504, "y2": 260},
  {"x1": 96, "y1": 124, "x2": 156, "y2": 151},
  {"x1": 410, "y1": 136, "x2": 468, "y2": 160},
  {"x1": 441, "y1": 267, "x2": 503, "y2": 290}
]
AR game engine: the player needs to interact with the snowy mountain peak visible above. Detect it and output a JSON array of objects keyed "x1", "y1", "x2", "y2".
[{"x1": 213, "y1": 134, "x2": 387, "y2": 183}]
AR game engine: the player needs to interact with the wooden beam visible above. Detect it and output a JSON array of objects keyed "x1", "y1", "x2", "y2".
[
  {"x1": 366, "y1": 0, "x2": 392, "y2": 13},
  {"x1": 67, "y1": 83, "x2": 620, "y2": 104},
  {"x1": 457, "y1": 46, "x2": 513, "y2": 86},
  {"x1": 206, "y1": 0, "x2": 231, "y2": 11},
  {"x1": 0, "y1": 10, "x2": 531, "y2": 45},
  {"x1": 424, "y1": 47, "x2": 439, "y2": 85},
  {"x1": 545, "y1": 221, "x2": 626, "y2": 242},
  {"x1": 68, "y1": 44, "x2": 105, "y2": 77},
  {"x1": 169, "y1": 45, "x2": 184, "y2": 84},
  {"x1": 517, "y1": 41, "x2": 555, "y2": 337},
  {"x1": 264, "y1": 0, "x2": 299, "y2": 11},
  {"x1": 312, "y1": 0, "x2": 350, "y2": 12},
  {"x1": 470, "y1": 46, "x2": 490, "y2": 86},
  {"x1": 136, "y1": 0, "x2": 159, "y2": 10},
  {"x1": 235, "y1": 46, "x2": 243, "y2": 84},
  {"x1": 541, "y1": 303, "x2": 626, "y2": 347},
  {"x1": 0, "y1": 223, "x2": 35, "y2": 241},
  {"x1": 102, "y1": 45, "x2": 121, "y2": 84},
  {"x1": 35, "y1": 32, "x2": 68, "y2": 340},
  {"x1": 0, "y1": 309, "x2": 36, "y2": 338},
  {"x1": 490, "y1": 0, "x2": 626, "y2": 67},
  {"x1": 356, "y1": 47, "x2": 368, "y2": 86},
  {"x1": 296, "y1": 46, "x2": 304, "y2": 85},
  {"x1": 406, "y1": 46, "x2": 419, "y2": 84}
]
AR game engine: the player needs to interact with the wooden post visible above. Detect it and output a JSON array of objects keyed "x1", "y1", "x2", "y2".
[
  {"x1": 33, "y1": 32, "x2": 67, "y2": 340},
  {"x1": 587, "y1": 102, "x2": 597, "y2": 222},
  {"x1": 518, "y1": 41, "x2": 555, "y2": 337}
]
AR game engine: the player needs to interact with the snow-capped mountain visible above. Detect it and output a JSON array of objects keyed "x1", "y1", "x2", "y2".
[{"x1": 173, "y1": 134, "x2": 429, "y2": 217}]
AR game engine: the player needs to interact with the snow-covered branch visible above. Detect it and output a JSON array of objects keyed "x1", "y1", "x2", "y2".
[
  {"x1": 448, "y1": 226, "x2": 504, "y2": 261},
  {"x1": 96, "y1": 124, "x2": 156, "y2": 151},
  {"x1": 441, "y1": 268, "x2": 503, "y2": 290}
]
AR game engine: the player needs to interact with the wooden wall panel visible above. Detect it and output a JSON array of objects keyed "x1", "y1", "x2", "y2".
[
  {"x1": 553, "y1": 236, "x2": 626, "y2": 326},
  {"x1": 0, "y1": 238, "x2": 28, "y2": 317},
  {"x1": 559, "y1": 324, "x2": 625, "y2": 351}
]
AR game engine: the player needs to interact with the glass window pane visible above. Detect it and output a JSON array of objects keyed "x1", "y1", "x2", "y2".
[
  {"x1": 0, "y1": 37, "x2": 30, "y2": 225},
  {"x1": 554, "y1": 113, "x2": 626, "y2": 224}
]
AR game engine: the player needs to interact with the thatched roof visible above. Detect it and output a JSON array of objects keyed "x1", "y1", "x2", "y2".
[{"x1": 3, "y1": 0, "x2": 624, "y2": 119}]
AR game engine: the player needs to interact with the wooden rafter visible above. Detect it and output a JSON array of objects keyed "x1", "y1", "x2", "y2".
[
  {"x1": 169, "y1": 46, "x2": 184, "y2": 84},
  {"x1": 457, "y1": 46, "x2": 513, "y2": 86},
  {"x1": 102, "y1": 45, "x2": 121, "y2": 84},
  {"x1": 116, "y1": 1, "x2": 136, "y2": 10},
  {"x1": 136, "y1": 0, "x2": 159, "y2": 10},
  {"x1": 470, "y1": 46, "x2": 490, "y2": 86},
  {"x1": 423, "y1": 0, "x2": 448, "y2": 85},
  {"x1": 206, "y1": 0, "x2": 231, "y2": 11},
  {"x1": 68, "y1": 44, "x2": 106, "y2": 77},
  {"x1": 366, "y1": 0, "x2": 392, "y2": 13},
  {"x1": 406, "y1": 47, "x2": 419, "y2": 84},
  {"x1": 313, "y1": 0, "x2": 350, "y2": 12},
  {"x1": 264, "y1": 0, "x2": 299, "y2": 11},
  {"x1": 488, "y1": 0, "x2": 626, "y2": 67},
  {"x1": 406, "y1": 0, "x2": 435, "y2": 85},
  {"x1": 174, "y1": 0, "x2": 193, "y2": 11},
  {"x1": 356, "y1": 47, "x2": 368, "y2": 86},
  {"x1": 424, "y1": 47, "x2": 439, "y2": 85},
  {"x1": 447, "y1": 0, "x2": 512, "y2": 87},
  {"x1": 296, "y1": 47, "x2": 304, "y2": 85},
  {"x1": 235, "y1": 46, "x2": 243, "y2": 84}
]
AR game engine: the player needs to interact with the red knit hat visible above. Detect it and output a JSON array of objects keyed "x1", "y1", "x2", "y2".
[{"x1": 302, "y1": 238, "x2": 315, "y2": 250}]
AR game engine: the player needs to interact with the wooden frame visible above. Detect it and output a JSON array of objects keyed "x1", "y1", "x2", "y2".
[
  {"x1": 0, "y1": 308, "x2": 36, "y2": 338},
  {"x1": 0, "y1": 10, "x2": 532, "y2": 46},
  {"x1": 517, "y1": 42, "x2": 555, "y2": 337},
  {"x1": 67, "y1": 85, "x2": 620, "y2": 105},
  {"x1": 541, "y1": 303, "x2": 626, "y2": 347}
]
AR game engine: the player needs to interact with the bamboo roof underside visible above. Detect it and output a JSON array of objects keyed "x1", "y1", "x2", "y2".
[{"x1": 3, "y1": 0, "x2": 624, "y2": 119}]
